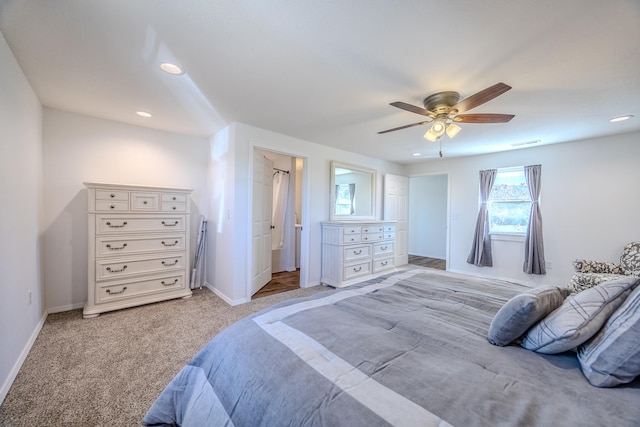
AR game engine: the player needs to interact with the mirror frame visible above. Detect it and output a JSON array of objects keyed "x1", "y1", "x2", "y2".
[{"x1": 330, "y1": 160, "x2": 376, "y2": 221}]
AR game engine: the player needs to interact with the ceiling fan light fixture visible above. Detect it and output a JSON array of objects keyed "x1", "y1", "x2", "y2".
[
  {"x1": 424, "y1": 128, "x2": 438, "y2": 142},
  {"x1": 446, "y1": 123, "x2": 462, "y2": 138},
  {"x1": 431, "y1": 119, "x2": 446, "y2": 137}
]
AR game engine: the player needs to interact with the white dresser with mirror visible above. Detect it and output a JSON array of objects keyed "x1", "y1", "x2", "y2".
[
  {"x1": 83, "y1": 182, "x2": 193, "y2": 318},
  {"x1": 321, "y1": 160, "x2": 397, "y2": 287},
  {"x1": 321, "y1": 221, "x2": 396, "y2": 288}
]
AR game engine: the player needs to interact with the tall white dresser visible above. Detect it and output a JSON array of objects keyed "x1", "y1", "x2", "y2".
[
  {"x1": 83, "y1": 182, "x2": 193, "y2": 318},
  {"x1": 321, "y1": 221, "x2": 396, "y2": 288}
]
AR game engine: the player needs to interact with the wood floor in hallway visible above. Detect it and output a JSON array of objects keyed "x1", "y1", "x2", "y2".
[{"x1": 253, "y1": 269, "x2": 301, "y2": 299}]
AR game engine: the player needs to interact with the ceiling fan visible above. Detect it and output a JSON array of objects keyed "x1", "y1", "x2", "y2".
[{"x1": 378, "y1": 82, "x2": 515, "y2": 149}]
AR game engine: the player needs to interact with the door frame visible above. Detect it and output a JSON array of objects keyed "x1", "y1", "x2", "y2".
[{"x1": 247, "y1": 145, "x2": 310, "y2": 300}]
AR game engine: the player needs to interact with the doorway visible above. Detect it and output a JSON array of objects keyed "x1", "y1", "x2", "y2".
[
  {"x1": 408, "y1": 174, "x2": 448, "y2": 268},
  {"x1": 252, "y1": 149, "x2": 305, "y2": 298}
]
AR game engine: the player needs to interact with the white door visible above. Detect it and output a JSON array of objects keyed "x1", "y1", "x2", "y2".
[
  {"x1": 251, "y1": 151, "x2": 273, "y2": 296},
  {"x1": 384, "y1": 174, "x2": 409, "y2": 266}
]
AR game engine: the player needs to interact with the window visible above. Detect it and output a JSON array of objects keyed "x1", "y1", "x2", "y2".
[
  {"x1": 335, "y1": 183, "x2": 354, "y2": 215},
  {"x1": 487, "y1": 167, "x2": 531, "y2": 234}
]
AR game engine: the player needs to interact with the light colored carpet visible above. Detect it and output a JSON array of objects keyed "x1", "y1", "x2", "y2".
[{"x1": 0, "y1": 285, "x2": 328, "y2": 426}]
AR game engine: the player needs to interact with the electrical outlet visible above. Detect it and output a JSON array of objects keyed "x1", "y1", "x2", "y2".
[{"x1": 545, "y1": 260, "x2": 553, "y2": 270}]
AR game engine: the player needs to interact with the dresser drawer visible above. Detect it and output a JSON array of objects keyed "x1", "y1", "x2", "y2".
[
  {"x1": 161, "y1": 202, "x2": 187, "y2": 212},
  {"x1": 96, "y1": 190, "x2": 128, "y2": 201},
  {"x1": 96, "y1": 234, "x2": 185, "y2": 257},
  {"x1": 343, "y1": 261, "x2": 371, "y2": 280},
  {"x1": 131, "y1": 192, "x2": 159, "y2": 211},
  {"x1": 95, "y1": 200, "x2": 129, "y2": 212},
  {"x1": 96, "y1": 215, "x2": 186, "y2": 234},
  {"x1": 162, "y1": 193, "x2": 188, "y2": 204},
  {"x1": 96, "y1": 253, "x2": 185, "y2": 281},
  {"x1": 342, "y1": 233, "x2": 361, "y2": 244},
  {"x1": 373, "y1": 241, "x2": 394, "y2": 257},
  {"x1": 361, "y1": 233, "x2": 383, "y2": 242},
  {"x1": 343, "y1": 226, "x2": 361, "y2": 235},
  {"x1": 373, "y1": 257, "x2": 394, "y2": 273},
  {"x1": 383, "y1": 231, "x2": 396, "y2": 240},
  {"x1": 343, "y1": 244, "x2": 371, "y2": 262},
  {"x1": 362, "y1": 225, "x2": 383, "y2": 233},
  {"x1": 383, "y1": 224, "x2": 396, "y2": 233},
  {"x1": 97, "y1": 273, "x2": 185, "y2": 303}
]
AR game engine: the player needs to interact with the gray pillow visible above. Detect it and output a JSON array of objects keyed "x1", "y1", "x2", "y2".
[
  {"x1": 488, "y1": 286, "x2": 569, "y2": 346},
  {"x1": 521, "y1": 277, "x2": 638, "y2": 354},
  {"x1": 577, "y1": 282, "x2": 640, "y2": 387}
]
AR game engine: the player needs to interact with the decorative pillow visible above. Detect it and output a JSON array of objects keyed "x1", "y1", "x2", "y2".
[
  {"x1": 573, "y1": 259, "x2": 624, "y2": 274},
  {"x1": 578, "y1": 283, "x2": 640, "y2": 387},
  {"x1": 568, "y1": 273, "x2": 628, "y2": 294},
  {"x1": 520, "y1": 277, "x2": 639, "y2": 354},
  {"x1": 487, "y1": 286, "x2": 569, "y2": 346},
  {"x1": 620, "y1": 242, "x2": 640, "y2": 276}
]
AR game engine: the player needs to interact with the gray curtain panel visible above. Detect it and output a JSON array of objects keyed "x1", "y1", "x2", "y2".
[
  {"x1": 523, "y1": 164, "x2": 546, "y2": 274},
  {"x1": 467, "y1": 169, "x2": 496, "y2": 266}
]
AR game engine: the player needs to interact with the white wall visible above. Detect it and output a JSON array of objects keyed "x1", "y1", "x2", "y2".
[
  {"x1": 407, "y1": 132, "x2": 640, "y2": 287},
  {"x1": 205, "y1": 122, "x2": 405, "y2": 304},
  {"x1": 42, "y1": 109, "x2": 210, "y2": 312},
  {"x1": 408, "y1": 174, "x2": 447, "y2": 259},
  {"x1": 0, "y1": 31, "x2": 45, "y2": 404}
]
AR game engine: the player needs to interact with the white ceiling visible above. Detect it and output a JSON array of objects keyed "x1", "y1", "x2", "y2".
[{"x1": 1, "y1": 0, "x2": 639, "y2": 164}]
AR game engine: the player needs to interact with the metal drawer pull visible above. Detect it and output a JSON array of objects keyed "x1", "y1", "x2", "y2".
[
  {"x1": 106, "y1": 265, "x2": 127, "y2": 273},
  {"x1": 106, "y1": 221, "x2": 127, "y2": 228},
  {"x1": 110, "y1": 194, "x2": 115, "y2": 198},
  {"x1": 381, "y1": 261, "x2": 388, "y2": 266},
  {"x1": 161, "y1": 240, "x2": 179, "y2": 247},
  {"x1": 106, "y1": 243, "x2": 127, "y2": 250},
  {"x1": 353, "y1": 266, "x2": 362, "y2": 272},
  {"x1": 172, "y1": 196, "x2": 176, "y2": 200},
  {"x1": 161, "y1": 279, "x2": 178, "y2": 286},
  {"x1": 162, "y1": 221, "x2": 179, "y2": 227},
  {"x1": 353, "y1": 249, "x2": 362, "y2": 255},
  {"x1": 106, "y1": 286, "x2": 127, "y2": 295},
  {"x1": 380, "y1": 246, "x2": 387, "y2": 250},
  {"x1": 110, "y1": 205, "x2": 115, "y2": 209},
  {"x1": 172, "y1": 206, "x2": 176, "y2": 210},
  {"x1": 162, "y1": 259, "x2": 179, "y2": 266}
]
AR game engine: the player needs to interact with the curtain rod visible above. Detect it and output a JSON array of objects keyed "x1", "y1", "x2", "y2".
[{"x1": 273, "y1": 168, "x2": 290, "y2": 174}]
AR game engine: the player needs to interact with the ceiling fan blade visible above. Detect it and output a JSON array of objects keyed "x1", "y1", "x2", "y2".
[
  {"x1": 453, "y1": 113, "x2": 515, "y2": 123},
  {"x1": 450, "y1": 82, "x2": 512, "y2": 114},
  {"x1": 378, "y1": 120, "x2": 430, "y2": 134},
  {"x1": 390, "y1": 101, "x2": 436, "y2": 117}
]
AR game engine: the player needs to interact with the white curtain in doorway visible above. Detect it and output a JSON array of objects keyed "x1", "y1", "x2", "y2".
[{"x1": 272, "y1": 170, "x2": 290, "y2": 250}]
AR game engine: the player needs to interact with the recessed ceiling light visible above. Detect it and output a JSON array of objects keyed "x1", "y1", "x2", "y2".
[
  {"x1": 160, "y1": 62, "x2": 184, "y2": 75},
  {"x1": 610, "y1": 115, "x2": 633, "y2": 122},
  {"x1": 136, "y1": 111, "x2": 152, "y2": 118},
  {"x1": 510, "y1": 139, "x2": 540, "y2": 147}
]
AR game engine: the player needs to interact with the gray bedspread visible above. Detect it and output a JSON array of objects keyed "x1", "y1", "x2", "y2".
[{"x1": 143, "y1": 269, "x2": 640, "y2": 427}]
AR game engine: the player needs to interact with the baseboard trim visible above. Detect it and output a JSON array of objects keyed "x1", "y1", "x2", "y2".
[
  {"x1": 0, "y1": 308, "x2": 48, "y2": 406},
  {"x1": 47, "y1": 302, "x2": 85, "y2": 314},
  {"x1": 203, "y1": 282, "x2": 249, "y2": 306}
]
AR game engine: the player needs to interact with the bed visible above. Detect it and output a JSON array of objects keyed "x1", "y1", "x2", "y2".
[{"x1": 143, "y1": 268, "x2": 640, "y2": 427}]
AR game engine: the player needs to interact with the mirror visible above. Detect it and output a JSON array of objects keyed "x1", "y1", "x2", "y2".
[{"x1": 330, "y1": 160, "x2": 376, "y2": 220}]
